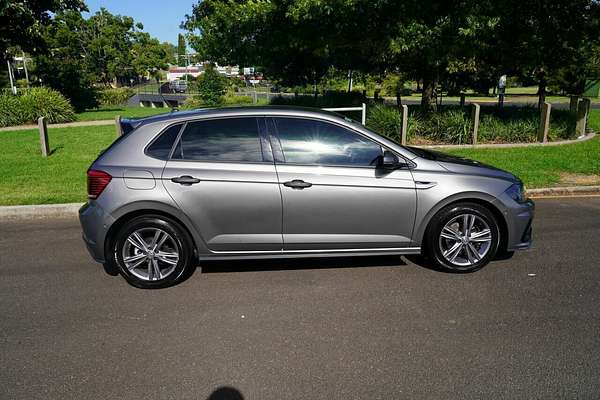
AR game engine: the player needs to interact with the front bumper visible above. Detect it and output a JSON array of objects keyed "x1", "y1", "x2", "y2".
[
  {"x1": 503, "y1": 198, "x2": 535, "y2": 251},
  {"x1": 79, "y1": 201, "x2": 115, "y2": 263}
]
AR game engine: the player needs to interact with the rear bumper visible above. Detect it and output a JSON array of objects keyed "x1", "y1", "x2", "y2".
[{"x1": 79, "y1": 202, "x2": 115, "y2": 263}]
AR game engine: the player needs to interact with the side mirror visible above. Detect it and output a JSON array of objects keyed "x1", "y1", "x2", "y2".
[{"x1": 380, "y1": 150, "x2": 406, "y2": 170}]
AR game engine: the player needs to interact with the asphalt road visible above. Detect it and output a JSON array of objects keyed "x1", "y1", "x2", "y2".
[{"x1": 2, "y1": 198, "x2": 600, "y2": 400}]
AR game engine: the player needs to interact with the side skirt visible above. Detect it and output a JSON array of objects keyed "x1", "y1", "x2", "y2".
[{"x1": 198, "y1": 247, "x2": 421, "y2": 261}]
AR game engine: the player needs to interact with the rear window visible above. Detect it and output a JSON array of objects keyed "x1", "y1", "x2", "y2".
[
  {"x1": 146, "y1": 124, "x2": 183, "y2": 159},
  {"x1": 172, "y1": 117, "x2": 263, "y2": 162}
]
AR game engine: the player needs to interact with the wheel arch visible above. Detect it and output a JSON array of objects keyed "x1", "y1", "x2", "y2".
[
  {"x1": 103, "y1": 201, "x2": 206, "y2": 262},
  {"x1": 415, "y1": 192, "x2": 509, "y2": 253}
]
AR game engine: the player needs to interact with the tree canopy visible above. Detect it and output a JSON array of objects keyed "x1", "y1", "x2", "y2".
[
  {"x1": 183, "y1": 0, "x2": 600, "y2": 109},
  {"x1": 32, "y1": 8, "x2": 171, "y2": 109},
  {"x1": 0, "y1": 0, "x2": 87, "y2": 57}
]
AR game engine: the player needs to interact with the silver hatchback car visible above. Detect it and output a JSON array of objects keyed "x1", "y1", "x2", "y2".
[{"x1": 80, "y1": 107, "x2": 534, "y2": 288}]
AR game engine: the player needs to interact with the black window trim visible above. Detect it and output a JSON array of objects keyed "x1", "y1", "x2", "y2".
[
  {"x1": 165, "y1": 116, "x2": 273, "y2": 165},
  {"x1": 268, "y1": 116, "x2": 391, "y2": 169}
]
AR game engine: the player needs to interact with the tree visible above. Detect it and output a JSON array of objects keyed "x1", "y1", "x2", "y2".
[
  {"x1": 34, "y1": 8, "x2": 174, "y2": 108},
  {"x1": 177, "y1": 33, "x2": 186, "y2": 67},
  {"x1": 495, "y1": 0, "x2": 600, "y2": 104},
  {"x1": 132, "y1": 32, "x2": 169, "y2": 80},
  {"x1": 196, "y1": 64, "x2": 226, "y2": 106},
  {"x1": 34, "y1": 10, "x2": 97, "y2": 110},
  {"x1": 0, "y1": 0, "x2": 86, "y2": 57},
  {"x1": 183, "y1": 0, "x2": 600, "y2": 109}
]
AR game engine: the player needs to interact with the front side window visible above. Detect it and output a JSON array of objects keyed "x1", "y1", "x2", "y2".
[
  {"x1": 172, "y1": 117, "x2": 263, "y2": 162},
  {"x1": 274, "y1": 118, "x2": 382, "y2": 167}
]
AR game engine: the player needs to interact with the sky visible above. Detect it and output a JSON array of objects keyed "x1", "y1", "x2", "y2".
[{"x1": 84, "y1": 0, "x2": 194, "y2": 45}]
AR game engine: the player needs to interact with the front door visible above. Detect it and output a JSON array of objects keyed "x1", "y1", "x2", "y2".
[
  {"x1": 269, "y1": 117, "x2": 416, "y2": 251},
  {"x1": 162, "y1": 117, "x2": 283, "y2": 252}
]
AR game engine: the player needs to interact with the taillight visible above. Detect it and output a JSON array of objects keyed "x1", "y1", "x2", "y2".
[{"x1": 87, "y1": 169, "x2": 112, "y2": 199}]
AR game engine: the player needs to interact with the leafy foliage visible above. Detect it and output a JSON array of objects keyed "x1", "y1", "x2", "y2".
[
  {"x1": 195, "y1": 64, "x2": 227, "y2": 106},
  {"x1": 0, "y1": 87, "x2": 75, "y2": 127},
  {"x1": 0, "y1": 0, "x2": 86, "y2": 57},
  {"x1": 364, "y1": 104, "x2": 575, "y2": 145},
  {"x1": 96, "y1": 88, "x2": 135, "y2": 106},
  {"x1": 33, "y1": 8, "x2": 170, "y2": 109},
  {"x1": 184, "y1": 0, "x2": 600, "y2": 107}
]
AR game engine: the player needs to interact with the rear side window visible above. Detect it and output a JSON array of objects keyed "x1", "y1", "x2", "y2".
[
  {"x1": 172, "y1": 117, "x2": 263, "y2": 162},
  {"x1": 146, "y1": 124, "x2": 183, "y2": 160},
  {"x1": 274, "y1": 117, "x2": 382, "y2": 167}
]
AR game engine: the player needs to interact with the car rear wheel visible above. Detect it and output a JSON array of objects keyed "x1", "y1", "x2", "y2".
[
  {"x1": 112, "y1": 215, "x2": 195, "y2": 289},
  {"x1": 425, "y1": 202, "x2": 500, "y2": 273}
]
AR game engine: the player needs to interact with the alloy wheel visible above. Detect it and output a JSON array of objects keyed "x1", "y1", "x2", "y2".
[
  {"x1": 121, "y1": 228, "x2": 180, "y2": 281},
  {"x1": 438, "y1": 213, "x2": 493, "y2": 268}
]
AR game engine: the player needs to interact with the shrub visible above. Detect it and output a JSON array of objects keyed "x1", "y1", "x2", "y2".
[
  {"x1": 364, "y1": 104, "x2": 576, "y2": 145},
  {"x1": 423, "y1": 108, "x2": 472, "y2": 144},
  {"x1": 180, "y1": 96, "x2": 204, "y2": 110},
  {"x1": 223, "y1": 92, "x2": 253, "y2": 105},
  {"x1": 197, "y1": 64, "x2": 227, "y2": 106},
  {"x1": 0, "y1": 87, "x2": 75, "y2": 127},
  {"x1": 97, "y1": 87, "x2": 134, "y2": 106},
  {"x1": 367, "y1": 104, "x2": 401, "y2": 142},
  {"x1": 0, "y1": 93, "x2": 25, "y2": 127}
]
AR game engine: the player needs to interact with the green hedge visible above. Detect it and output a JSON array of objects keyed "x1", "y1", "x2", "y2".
[
  {"x1": 0, "y1": 87, "x2": 75, "y2": 127},
  {"x1": 366, "y1": 104, "x2": 576, "y2": 145},
  {"x1": 96, "y1": 87, "x2": 134, "y2": 106}
]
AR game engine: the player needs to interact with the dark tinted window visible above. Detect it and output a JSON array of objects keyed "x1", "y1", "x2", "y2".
[
  {"x1": 274, "y1": 118, "x2": 382, "y2": 166},
  {"x1": 173, "y1": 118, "x2": 263, "y2": 162},
  {"x1": 146, "y1": 124, "x2": 182, "y2": 159}
]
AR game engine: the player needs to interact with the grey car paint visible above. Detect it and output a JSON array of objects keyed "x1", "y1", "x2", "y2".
[{"x1": 79, "y1": 106, "x2": 533, "y2": 265}]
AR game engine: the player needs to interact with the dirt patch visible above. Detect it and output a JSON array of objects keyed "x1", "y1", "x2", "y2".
[{"x1": 558, "y1": 172, "x2": 600, "y2": 186}]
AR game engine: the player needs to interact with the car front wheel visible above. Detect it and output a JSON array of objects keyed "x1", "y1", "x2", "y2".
[{"x1": 425, "y1": 202, "x2": 500, "y2": 273}]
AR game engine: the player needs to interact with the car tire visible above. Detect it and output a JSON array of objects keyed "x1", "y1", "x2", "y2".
[
  {"x1": 111, "y1": 215, "x2": 195, "y2": 289},
  {"x1": 424, "y1": 202, "x2": 500, "y2": 273}
]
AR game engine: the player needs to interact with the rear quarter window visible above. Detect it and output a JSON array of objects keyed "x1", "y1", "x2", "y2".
[{"x1": 146, "y1": 124, "x2": 183, "y2": 160}]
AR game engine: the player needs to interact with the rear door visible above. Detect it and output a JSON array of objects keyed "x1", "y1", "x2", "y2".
[
  {"x1": 162, "y1": 117, "x2": 283, "y2": 252},
  {"x1": 269, "y1": 117, "x2": 416, "y2": 251}
]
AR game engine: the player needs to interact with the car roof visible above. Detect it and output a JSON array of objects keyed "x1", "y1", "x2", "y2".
[{"x1": 122, "y1": 106, "x2": 349, "y2": 130}]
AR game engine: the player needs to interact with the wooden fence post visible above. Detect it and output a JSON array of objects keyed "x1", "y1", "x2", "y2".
[
  {"x1": 115, "y1": 115, "x2": 122, "y2": 137},
  {"x1": 401, "y1": 104, "x2": 408, "y2": 145},
  {"x1": 538, "y1": 102, "x2": 551, "y2": 143},
  {"x1": 576, "y1": 98, "x2": 591, "y2": 136},
  {"x1": 38, "y1": 116, "x2": 49, "y2": 157},
  {"x1": 569, "y1": 95, "x2": 581, "y2": 114},
  {"x1": 471, "y1": 103, "x2": 480, "y2": 145}
]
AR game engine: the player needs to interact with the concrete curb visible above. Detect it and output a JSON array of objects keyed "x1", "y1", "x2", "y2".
[
  {"x1": 0, "y1": 203, "x2": 82, "y2": 220},
  {"x1": 526, "y1": 185, "x2": 600, "y2": 198},
  {"x1": 2, "y1": 186, "x2": 600, "y2": 220},
  {"x1": 420, "y1": 132, "x2": 596, "y2": 149}
]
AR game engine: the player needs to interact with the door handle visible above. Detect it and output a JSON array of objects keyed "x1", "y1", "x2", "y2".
[
  {"x1": 283, "y1": 179, "x2": 312, "y2": 189},
  {"x1": 171, "y1": 175, "x2": 201, "y2": 185}
]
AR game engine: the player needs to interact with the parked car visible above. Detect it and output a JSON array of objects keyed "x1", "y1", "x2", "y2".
[
  {"x1": 169, "y1": 80, "x2": 188, "y2": 93},
  {"x1": 80, "y1": 107, "x2": 534, "y2": 288}
]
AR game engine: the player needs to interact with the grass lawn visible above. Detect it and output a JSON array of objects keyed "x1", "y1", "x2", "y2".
[
  {"x1": 445, "y1": 137, "x2": 600, "y2": 188},
  {"x1": 0, "y1": 125, "x2": 114, "y2": 205},
  {"x1": 76, "y1": 106, "x2": 171, "y2": 122},
  {"x1": 1, "y1": 116, "x2": 599, "y2": 205}
]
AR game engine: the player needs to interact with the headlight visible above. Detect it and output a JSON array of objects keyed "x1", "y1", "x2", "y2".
[{"x1": 505, "y1": 182, "x2": 526, "y2": 203}]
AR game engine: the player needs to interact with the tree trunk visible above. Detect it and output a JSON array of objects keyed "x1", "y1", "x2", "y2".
[
  {"x1": 421, "y1": 73, "x2": 437, "y2": 112},
  {"x1": 396, "y1": 88, "x2": 402, "y2": 107}
]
